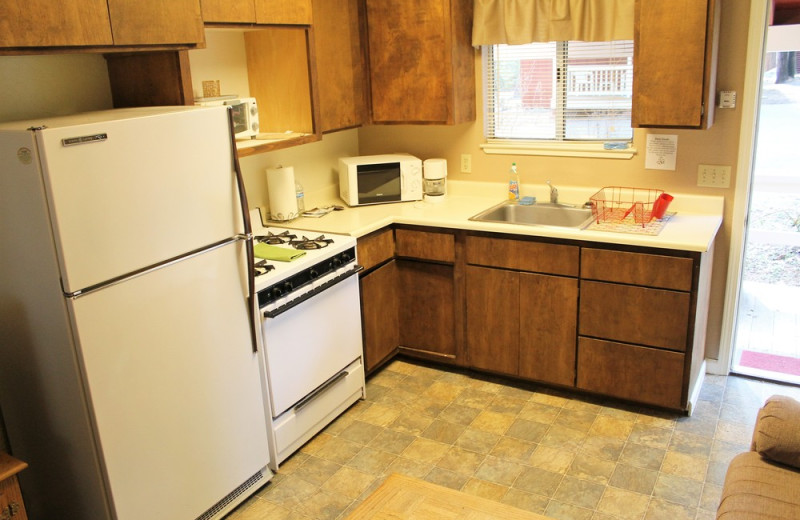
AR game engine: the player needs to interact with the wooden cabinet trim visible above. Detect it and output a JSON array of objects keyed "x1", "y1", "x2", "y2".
[
  {"x1": 395, "y1": 228, "x2": 455, "y2": 263},
  {"x1": 581, "y1": 248, "x2": 694, "y2": 292}
]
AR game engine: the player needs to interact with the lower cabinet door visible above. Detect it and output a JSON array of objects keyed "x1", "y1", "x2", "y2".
[
  {"x1": 360, "y1": 260, "x2": 399, "y2": 372},
  {"x1": 577, "y1": 337, "x2": 685, "y2": 409},
  {"x1": 397, "y1": 260, "x2": 456, "y2": 359},
  {"x1": 466, "y1": 266, "x2": 519, "y2": 375},
  {"x1": 519, "y1": 273, "x2": 578, "y2": 387}
]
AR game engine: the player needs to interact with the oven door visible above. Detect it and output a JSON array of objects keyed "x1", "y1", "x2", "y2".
[{"x1": 261, "y1": 274, "x2": 363, "y2": 418}]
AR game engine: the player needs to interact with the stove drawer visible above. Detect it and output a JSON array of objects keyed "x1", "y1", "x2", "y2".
[{"x1": 272, "y1": 359, "x2": 365, "y2": 464}]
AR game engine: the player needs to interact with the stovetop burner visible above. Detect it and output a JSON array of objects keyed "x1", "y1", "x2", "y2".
[
  {"x1": 255, "y1": 231, "x2": 298, "y2": 245},
  {"x1": 253, "y1": 259, "x2": 275, "y2": 276},
  {"x1": 290, "y1": 235, "x2": 335, "y2": 250}
]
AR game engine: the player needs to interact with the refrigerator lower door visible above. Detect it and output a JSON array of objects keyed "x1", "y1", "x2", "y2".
[{"x1": 67, "y1": 240, "x2": 269, "y2": 520}]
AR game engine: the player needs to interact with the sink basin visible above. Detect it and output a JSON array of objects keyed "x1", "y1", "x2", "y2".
[{"x1": 470, "y1": 201, "x2": 594, "y2": 228}]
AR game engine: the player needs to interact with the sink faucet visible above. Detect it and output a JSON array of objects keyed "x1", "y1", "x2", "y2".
[{"x1": 546, "y1": 180, "x2": 558, "y2": 204}]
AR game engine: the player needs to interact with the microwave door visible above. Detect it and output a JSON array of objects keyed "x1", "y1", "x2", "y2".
[{"x1": 357, "y1": 163, "x2": 401, "y2": 204}]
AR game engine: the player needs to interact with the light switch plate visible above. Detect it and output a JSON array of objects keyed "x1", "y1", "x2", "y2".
[{"x1": 697, "y1": 164, "x2": 731, "y2": 188}]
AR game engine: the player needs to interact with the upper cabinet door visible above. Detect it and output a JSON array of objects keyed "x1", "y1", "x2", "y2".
[
  {"x1": 107, "y1": 0, "x2": 204, "y2": 46},
  {"x1": 200, "y1": 0, "x2": 257, "y2": 23},
  {"x1": 312, "y1": 0, "x2": 366, "y2": 132},
  {"x1": 0, "y1": 0, "x2": 113, "y2": 47},
  {"x1": 632, "y1": 0, "x2": 720, "y2": 129},
  {"x1": 254, "y1": 0, "x2": 312, "y2": 25},
  {"x1": 365, "y1": 0, "x2": 475, "y2": 124}
]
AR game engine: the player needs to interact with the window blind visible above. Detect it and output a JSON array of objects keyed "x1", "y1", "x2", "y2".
[{"x1": 484, "y1": 40, "x2": 634, "y2": 141}]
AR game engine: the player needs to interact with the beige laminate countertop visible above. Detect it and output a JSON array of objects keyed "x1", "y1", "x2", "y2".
[{"x1": 275, "y1": 181, "x2": 723, "y2": 253}]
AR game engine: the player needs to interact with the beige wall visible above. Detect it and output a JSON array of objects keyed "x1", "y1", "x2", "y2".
[{"x1": 358, "y1": 0, "x2": 751, "y2": 361}]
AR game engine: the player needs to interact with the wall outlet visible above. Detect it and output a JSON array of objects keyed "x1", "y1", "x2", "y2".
[
  {"x1": 697, "y1": 164, "x2": 731, "y2": 188},
  {"x1": 460, "y1": 154, "x2": 472, "y2": 173}
]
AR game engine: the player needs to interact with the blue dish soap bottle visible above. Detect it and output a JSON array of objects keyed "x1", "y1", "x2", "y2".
[{"x1": 508, "y1": 162, "x2": 520, "y2": 202}]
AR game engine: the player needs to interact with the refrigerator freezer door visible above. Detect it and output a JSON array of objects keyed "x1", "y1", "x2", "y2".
[
  {"x1": 34, "y1": 106, "x2": 241, "y2": 294},
  {"x1": 67, "y1": 240, "x2": 269, "y2": 520}
]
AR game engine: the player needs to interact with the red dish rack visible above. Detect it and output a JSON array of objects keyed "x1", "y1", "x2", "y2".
[{"x1": 589, "y1": 187, "x2": 664, "y2": 227}]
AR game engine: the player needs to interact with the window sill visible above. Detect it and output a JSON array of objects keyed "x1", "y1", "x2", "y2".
[{"x1": 480, "y1": 140, "x2": 637, "y2": 159}]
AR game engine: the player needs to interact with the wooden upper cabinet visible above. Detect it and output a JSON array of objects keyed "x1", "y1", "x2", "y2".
[
  {"x1": 0, "y1": 0, "x2": 204, "y2": 49},
  {"x1": 108, "y1": 0, "x2": 204, "y2": 46},
  {"x1": 202, "y1": 0, "x2": 311, "y2": 24},
  {"x1": 0, "y1": 0, "x2": 113, "y2": 47},
  {"x1": 365, "y1": 0, "x2": 475, "y2": 124},
  {"x1": 200, "y1": 0, "x2": 257, "y2": 23},
  {"x1": 632, "y1": 0, "x2": 720, "y2": 128},
  {"x1": 312, "y1": 0, "x2": 366, "y2": 132},
  {"x1": 254, "y1": 0, "x2": 312, "y2": 24}
]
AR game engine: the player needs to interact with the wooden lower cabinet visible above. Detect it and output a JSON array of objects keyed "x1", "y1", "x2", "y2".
[
  {"x1": 397, "y1": 260, "x2": 456, "y2": 360},
  {"x1": 466, "y1": 265, "x2": 578, "y2": 386},
  {"x1": 360, "y1": 260, "x2": 399, "y2": 373},
  {"x1": 577, "y1": 337, "x2": 685, "y2": 409},
  {"x1": 0, "y1": 453, "x2": 28, "y2": 520},
  {"x1": 579, "y1": 281, "x2": 690, "y2": 351},
  {"x1": 519, "y1": 273, "x2": 578, "y2": 387},
  {"x1": 466, "y1": 266, "x2": 519, "y2": 375}
]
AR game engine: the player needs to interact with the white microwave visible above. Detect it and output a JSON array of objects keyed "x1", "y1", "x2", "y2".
[
  {"x1": 338, "y1": 154, "x2": 423, "y2": 207},
  {"x1": 195, "y1": 97, "x2": 259, "y2": 139}
]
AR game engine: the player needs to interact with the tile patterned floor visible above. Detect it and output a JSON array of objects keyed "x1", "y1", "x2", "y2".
[{"x1": 225, "y1": 359, "x2": 800, "y2": 520}]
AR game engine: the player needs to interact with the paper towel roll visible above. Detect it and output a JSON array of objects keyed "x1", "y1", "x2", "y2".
[{"x1": 266, "y1": 166, "x2": 298, "y2": 221}]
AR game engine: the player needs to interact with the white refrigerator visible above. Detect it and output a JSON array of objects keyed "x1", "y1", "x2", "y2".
[{"x1": 0, "y1": 106, "x2": 272, "y2": 520}]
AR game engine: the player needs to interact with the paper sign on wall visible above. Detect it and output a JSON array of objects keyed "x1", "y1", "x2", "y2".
[{"x1": 645, "y1": 134, "x2": 678, "y2": 171}]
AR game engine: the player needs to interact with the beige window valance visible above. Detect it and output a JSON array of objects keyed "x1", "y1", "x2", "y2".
[{"x1": 472, "y1": 0, "x2": 635, "y2": 45}]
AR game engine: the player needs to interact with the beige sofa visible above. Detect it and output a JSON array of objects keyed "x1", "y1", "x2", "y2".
[{"x1": 717, "y1": 395, "x2": 800, "y2": 519}]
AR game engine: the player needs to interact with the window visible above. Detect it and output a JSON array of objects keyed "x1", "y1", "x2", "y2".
[{"x1": 484, "y1": 40, "x2": 634, "y2": 142}]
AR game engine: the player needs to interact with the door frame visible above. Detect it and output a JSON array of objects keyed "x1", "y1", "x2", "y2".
[{"x1": 709, "y1": 0, "x2": 770, "y2": 375}]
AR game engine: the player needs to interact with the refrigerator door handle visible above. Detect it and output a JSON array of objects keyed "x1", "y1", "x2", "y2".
[{"x1": 226, "y1": 106, "x2": 259, "y2": 354}]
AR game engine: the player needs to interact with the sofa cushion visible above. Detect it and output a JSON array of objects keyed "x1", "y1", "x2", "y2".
[
  {"x1": 752, "y1": 395, "x2": 800, "y2": 469},
  {"x1": 717, "y1": 451, "x2": 800, "y2": 520}
]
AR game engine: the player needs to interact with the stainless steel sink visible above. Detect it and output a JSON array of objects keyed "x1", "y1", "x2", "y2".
[{"x1": 469, "y1": 201, "x2": 594, "y2": 228}]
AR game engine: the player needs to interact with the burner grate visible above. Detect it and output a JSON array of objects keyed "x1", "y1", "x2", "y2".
[
  {"x1": 290, "y1": 235, "x2": 334, "y2": 250},
  {"x1": 255, "y1": 231, "x2": 297, "y2": 245},
  {"x1": 253, "y1": 259, "x2": 275, "y2": 276}
]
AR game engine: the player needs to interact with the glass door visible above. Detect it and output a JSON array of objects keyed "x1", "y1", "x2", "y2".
[{"x1": 733, "y1": 43, "x2": 800, "y2": 384}]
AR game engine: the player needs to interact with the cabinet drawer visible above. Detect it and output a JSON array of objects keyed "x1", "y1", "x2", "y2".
[
  {"x1": 581, "y1": 248, "x2": 693, "y2": 291},
  {"x1": 466, "y1": 235, "x2": 578, "y2": 276},
  {"x1": 577, "y1": 337, "x2": 684, "y2": 409},
  {"x1": 579, "y1": 281, "x2": 690, "y2": 351},
  {"x1": 395, "y1": 228, "x2": 455, "y2": 263},
  {"x1": 358, "y1": 228, "x2": 394, "y2": 271}
]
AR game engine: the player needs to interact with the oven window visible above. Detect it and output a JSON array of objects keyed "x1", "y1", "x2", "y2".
[{"x1": 357, "y1": 162, "x2": 401, "y2": 204}]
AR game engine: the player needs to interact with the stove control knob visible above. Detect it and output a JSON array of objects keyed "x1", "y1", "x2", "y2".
[
  {"x1": 309, "y1": 269, "x2": 319, "y2": 279},
  {"x1": 283, "y1": 281, "x2": 293, "y2": 292},
  {"x1": 340, "y1": 252, "x2": 352, "y2": 263},
  {"x1": 270, "y1": 287, "x2": 283, "y2": 299},
  {"x1": 332, "y1": 256, "x2": 343, "y2": 268}
]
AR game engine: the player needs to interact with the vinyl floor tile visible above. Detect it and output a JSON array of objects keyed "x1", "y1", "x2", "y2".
[{"x1": 227, "y1": 359, "x2": 799, "y2": 520}]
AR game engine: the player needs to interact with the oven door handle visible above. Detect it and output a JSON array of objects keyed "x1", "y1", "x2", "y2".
[{"x1": 262, "y1": 265, "x2": 363, "y2": 319}]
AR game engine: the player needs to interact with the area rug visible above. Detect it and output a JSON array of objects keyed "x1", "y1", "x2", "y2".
[
  {"x1": 739, "y1": 350, "x2": 800, "y2": 377},
  {"x1": 345, "y1": 473, "x2": 551, "y2": 520}
]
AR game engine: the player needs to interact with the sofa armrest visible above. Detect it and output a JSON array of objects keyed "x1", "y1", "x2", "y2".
[{"x1": 752, "y1": 395, "x2": 800, "y2": 469}]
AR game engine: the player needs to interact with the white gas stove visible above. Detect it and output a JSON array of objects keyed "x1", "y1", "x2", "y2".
[{"x1": 248, "y1": 209, "x2": 365, "y2": 467}]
